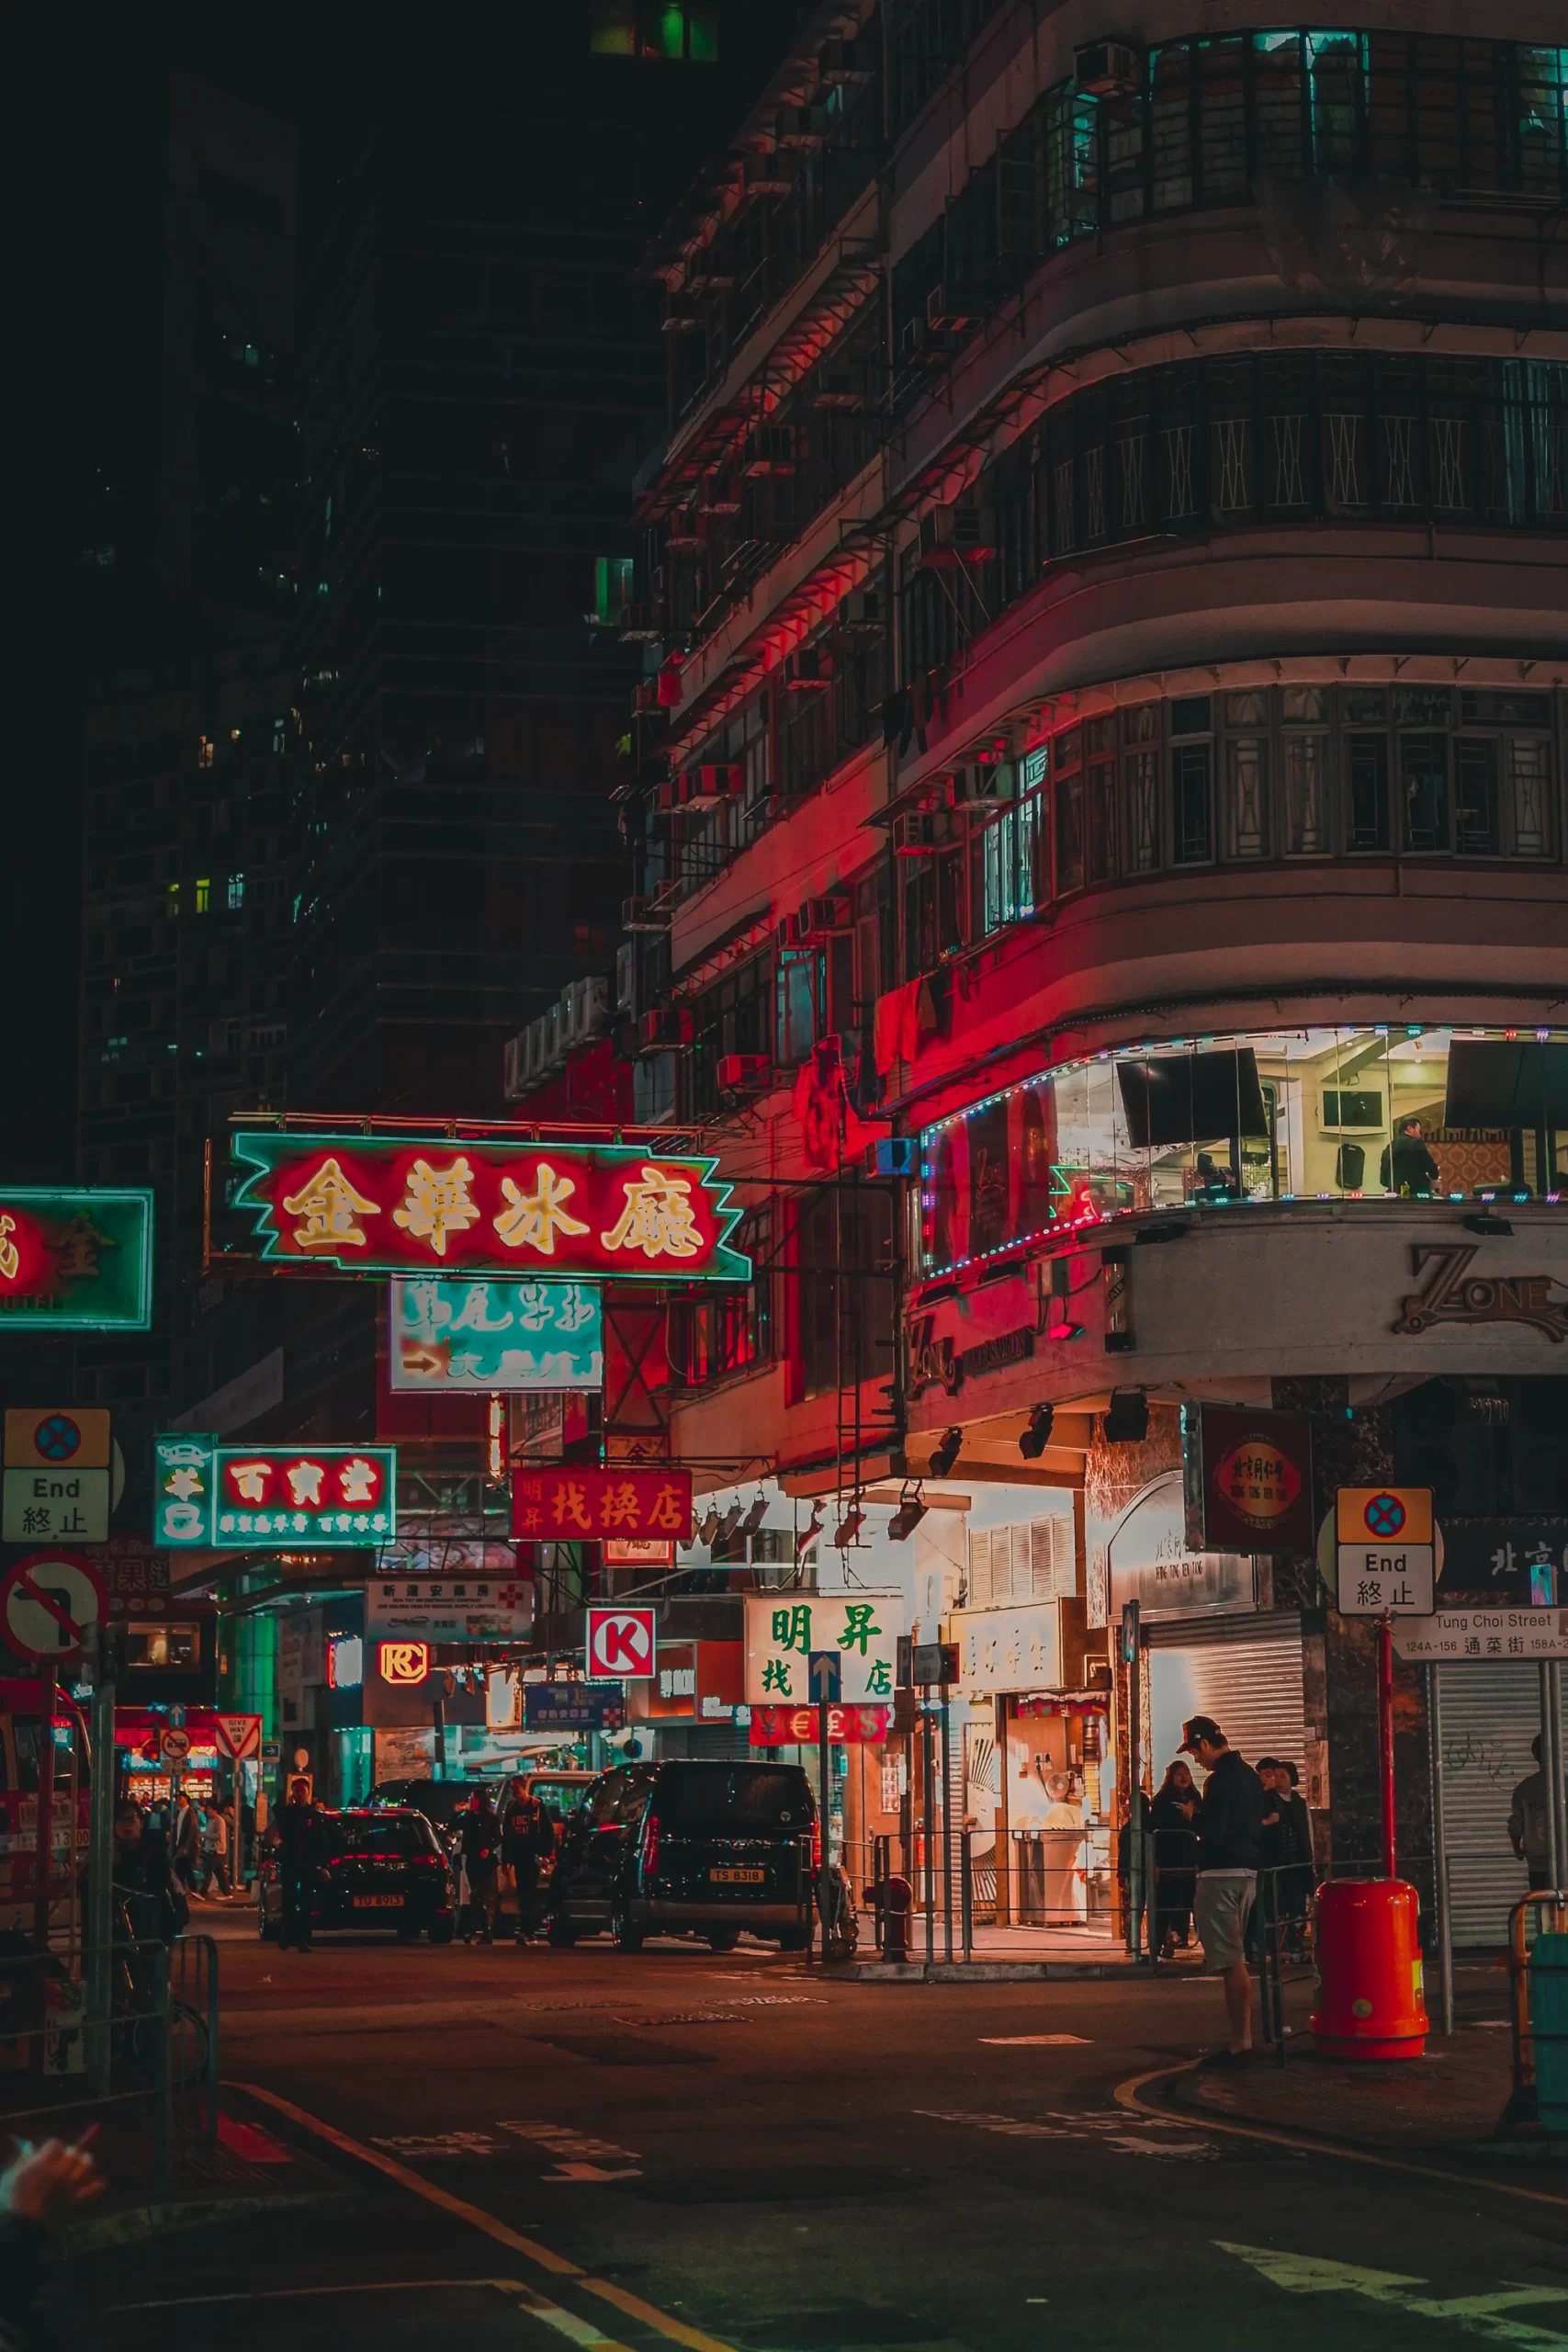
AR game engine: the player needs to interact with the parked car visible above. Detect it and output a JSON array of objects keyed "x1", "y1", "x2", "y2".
[
  {"x1": 547, "y1": 1760, "x2": 815, "y2": 1952},
  {"x1": 259, "y1": 1807, "x2": 456, "y2": 1942}
]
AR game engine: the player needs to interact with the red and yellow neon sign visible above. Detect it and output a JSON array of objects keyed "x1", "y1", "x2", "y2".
[{"x1": 231, "y1": 1132, "x2": 748, "y2": 1284}]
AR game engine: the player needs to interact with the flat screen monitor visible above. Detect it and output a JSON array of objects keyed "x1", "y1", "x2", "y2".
[
  {"x1": 1443, "y1": 1040, "x2": 1568, "y2": 1129},
  {"x1": 1117, "y1": 1048, "x2": 1268, "y2": 1148}
]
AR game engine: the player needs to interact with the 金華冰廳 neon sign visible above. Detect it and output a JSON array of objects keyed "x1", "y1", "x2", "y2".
[{"x1": 230, "y1": 1130, "x2": 749, "y2": 1284}]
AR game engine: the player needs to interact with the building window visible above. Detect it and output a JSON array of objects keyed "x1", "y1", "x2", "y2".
[
  {"x1": 194, "y1": 876, "x2": 211, "y2": 914},
  {"x1": 593, "y1": 556, "x2": 635, "y2": 624},
  {"x1": 590, "y1": 3, "x2": 716, "y2": 60},
  {"x1": 227, "y1": 872, "x2": 245, "y2": 910},
  {"x1": 1172, "y1": 744, "x2": 1213, "y2": 864},
  {"x1": 165, "y1": 882, "x2": 181, "y2": 917},
  {"x1": 1223, "y1": 736, "x2": 1269, "y2": 860},
  {"x1": 775, "y1": 952, "x2": 821, "y2": 1067}
]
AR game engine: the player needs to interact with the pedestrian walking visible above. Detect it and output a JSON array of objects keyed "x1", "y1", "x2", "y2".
[
  {"x1": 276, "y1": 1778, "x2": 323, "y2": 1951},
  {"x1": 459, "y1": 1789, "x2": 502, "y2": 1943},
  {"x1": 1179, "y1": 1715, "x2": 1268, "y2": 2064},
  {"x1": 112, "y1": 1800, "x2": 186, "y2": 1946},
  {"x1": 170, "y1": 1790, "x2": 202, "y2": 1898},
  {"x1": 1508, "y1": 1736, "x2": 1565, "y2": 1890},
  {"x1": 500, "y1": 1779, "x2": 557, "y2": 1944},
  {"x1": 201, "y1": 1804, "x2": 231, "y2": 1897},
  {"x1": 1149, "y1": 1759, "x2": 1200, "y2": 1960}
]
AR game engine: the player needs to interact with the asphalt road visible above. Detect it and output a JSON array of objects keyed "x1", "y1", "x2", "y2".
[{"x1": 69, "y1": 1916, "x2": 1568, "y2": 2352}]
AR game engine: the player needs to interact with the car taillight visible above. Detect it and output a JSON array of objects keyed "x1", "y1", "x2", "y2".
[
  {"x1": 641, "y1": 1813, "x2": 660, "y2": 1882},
  {"x1": 810, "y1": 1815, "x2": 821, "y2": 1874}
]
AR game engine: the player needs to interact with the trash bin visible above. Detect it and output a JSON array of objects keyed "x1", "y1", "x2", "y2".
[
  {"x1": 1311, "y1": 1878, "x2": 1427, "y2": 2060},
  {"x1": 1529, "y1": 1929, "x2": 1568, "y2": 2131}
]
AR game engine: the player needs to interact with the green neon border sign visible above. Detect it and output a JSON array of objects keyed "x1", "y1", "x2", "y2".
[{"x1": 0, "y1": 1188, "x2": 154, "y2": 1330}]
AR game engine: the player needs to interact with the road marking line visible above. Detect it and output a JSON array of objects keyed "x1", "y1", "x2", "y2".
[
  {"x1": 980, "y1": 2035, "x2": 1090, "y2": 2045},
  {"x1": 230, "y1": 2081, "x2": 739, "y2": 2351},
  {"x1": 108, "y1": 2278, "x2": 536, "y2": 2309},
  {"x1": 1218, "y1": 2241, "x2": 1568, "y2": 2343},
  {"x1": 231, "y1": 2083, "x2": 579, "y2": 2274},
  {"x1": 516, "y1": 2279, "x2": 634, "y2": 2348},
  {"x1": 1113, "y1": 2065, "x2": 1568, "y2": 2213}
]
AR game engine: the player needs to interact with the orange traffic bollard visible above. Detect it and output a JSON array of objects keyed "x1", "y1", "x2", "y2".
[
  {"x1": 882, "y1": 1873, "x2": 913, "y2": 1963},
  {"x1": 1311, "y1": 1877, "x2": 1428, "y2": 2060}
]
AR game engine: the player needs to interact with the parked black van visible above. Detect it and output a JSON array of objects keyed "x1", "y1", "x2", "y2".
[{"x1": 547, "y1": 1759, "x2": 816, "y2": 1951}]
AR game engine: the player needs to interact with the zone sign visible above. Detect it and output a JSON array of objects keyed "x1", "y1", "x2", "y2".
[{"x1": 585, "y1": 1605, "x2": 657, "y2": 1680}]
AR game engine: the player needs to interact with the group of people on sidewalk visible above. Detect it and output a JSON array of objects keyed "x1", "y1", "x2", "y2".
[{"x1": 454, "y1": 1781, "x2": 557, "y2": 1944}]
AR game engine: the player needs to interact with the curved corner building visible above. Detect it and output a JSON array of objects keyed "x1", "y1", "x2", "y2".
[{"x1": 626, "y1": 5, "x2": 1568, "y2": 1936}]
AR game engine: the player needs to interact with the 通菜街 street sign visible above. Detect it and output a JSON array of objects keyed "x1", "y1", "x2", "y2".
[
  {"x1": 743, "y1": 1592, "x2": 906, "y2": 1705},
  {"x1": 389, "y1": 1275, "x2": 604, "y2": 1390},
  {"x1": 2, "y1": 1466, "x2": 109, "y2": 1544},
  {"x1": 230, "y1": 1129, "x2": 749, "y2": 1284},
  {"x1": 1393, "y1": 1608, "x2": 1568, "y2": 1661},
  {"x1": 154, "y1": 1434, "x2": 398, "y2": 1549},
  {"x1": 512, "y1": 1466, "x2": 691, "y2": 1544},
  {"x1": 0, "y1": 1190, "x2": 152, "y2": 1329}
]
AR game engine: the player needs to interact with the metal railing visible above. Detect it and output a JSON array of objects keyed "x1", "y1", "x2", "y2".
[{"x1": 0, "y1": 1935, "x2": 218, "y2": 2194}]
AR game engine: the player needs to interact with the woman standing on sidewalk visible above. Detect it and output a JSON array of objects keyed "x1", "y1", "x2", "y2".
[{"x1": 1149, "y1": 1759, "x2": 1201, "y2": 1960}]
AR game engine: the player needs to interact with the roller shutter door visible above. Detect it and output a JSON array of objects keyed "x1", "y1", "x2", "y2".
[
  {"x1": 1437, "y1": 1663, "x2": 1555, "y2": 1951},
  {"x1": 1145, "y1": 1613, "x2": 1307, "y2": 1783}
]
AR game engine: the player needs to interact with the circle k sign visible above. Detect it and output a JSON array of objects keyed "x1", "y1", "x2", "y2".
[{"x1": 585, "y1": 1604, "x2": 657, "y2": 1679}]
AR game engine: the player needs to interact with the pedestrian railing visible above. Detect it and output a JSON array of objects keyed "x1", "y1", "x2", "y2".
[{"x1": 0, "y1": 1934, "x2": 218, "y2": 2194}]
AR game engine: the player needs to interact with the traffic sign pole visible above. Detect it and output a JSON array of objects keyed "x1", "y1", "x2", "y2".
[
  {"x1": 1378, "y1": 1617, "x2": 1396, "y2": 1880},
  {"x1": 32, "y1": 1663, "x2": 55, "y2": 1962}
]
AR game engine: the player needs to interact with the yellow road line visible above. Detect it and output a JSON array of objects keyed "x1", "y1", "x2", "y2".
[
  {"x1": 111, "y1": 2276, "x2": 630, "y2": 2347},
  {"x1": 1114, "y1": 2064, "x2": 1568, "y2": 2212},
  {"x1": 230, "y1": 2079, "x2": 738, "y2": 2351}
]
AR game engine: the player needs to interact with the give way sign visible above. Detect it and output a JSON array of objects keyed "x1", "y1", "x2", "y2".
[
  {"x1": 1, "y1": 1552, "x2": 107, "y2": 1660},
  {"x1": 585, "y1": 1605, "x2": 657, "y2": 1679}
]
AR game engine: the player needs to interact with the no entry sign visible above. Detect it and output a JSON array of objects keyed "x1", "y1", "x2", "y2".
[
  {"x1": 1, "y1": 1551, "x2": 107, "y2": 1659},
  {"x1": 585, "y1": 1605, "x2": 657, "y2": 1679}
]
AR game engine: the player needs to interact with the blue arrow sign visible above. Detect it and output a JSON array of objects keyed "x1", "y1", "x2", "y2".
[{"x1": 807, "y1": 1650, "x2": 841, "y2": 1702}]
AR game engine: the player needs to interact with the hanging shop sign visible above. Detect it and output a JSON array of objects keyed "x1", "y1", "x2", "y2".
[
  {"x1": 0, "y1": 1189, "x2": 152, "y2": 1330},
  {"x1": 230, "y1": 1130, "x2": 749, "y2": 1283},
  {"x1": 388, "y1": 1276, "x2": 604, "y2": 1391},
  {"x1": 1435, "y1": 1519, "x2": 1568, "y2": 1605},
  {"x1": 377, "y1": 1641, "x2": 431, "y2": 1686},
  {"x1": 524, "y1": 1681, "x2": 625, "y2": 1731},
  {"x1": 366, "y1": 1577, "x2": 533, "y2": 1644},
  {"x1": 748, "y1": 1702, "x2": 891, "y2": 1747},
  {"x1": 511, "y1": 1466, "x2": 691, "y2": 1544},
  {"x1": 949, "y1": 1602, "x2": 1064, "y2": 1695},
  {"x1": 1108, "y1": 1472, "x2": 1257, "y2": 1620},
  {"x1": 1393, "y1": 1608, "x2": 1568, "y2": 1662},
  {"x1": 743, "y1": 1592, "x2": 905, "y2": 1706},
  {"x1": 1181, "y1": 1403, "x2": 1314, "y2": 1555},
  {"x1": 153, "y1": 1435, "x2": 397, "y2": 1549}
]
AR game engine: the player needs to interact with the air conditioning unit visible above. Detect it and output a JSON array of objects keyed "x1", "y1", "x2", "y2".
[
  {"x1": 744, "y1": 426, "x2": 797, "y2": 478},
  {"x1": 919, "y1": 505, "x2": 998, "y2": 567},
  {"x1": 660, "y1": 300, "x2": 705, "y2": 335},
  {"x1": 665, "y1": 511, "x2": 705, "y2": 552},
  {"x1": 783, "y1": 645, "x2": 831, "y2": 691},
  {"x1": 927, "y1": 282, "x2": 983, "y2": 334},
  {"x1": 776, "y1": 106, "x2": 829, "y2": 150},
  {"x1": 776, "y1": 912, "x2": 807, "y2": 951},
  {"x1": 564, "y1": 976, "x2": 610, "y2": 1046},
  {"x1": 893, "y1": 809, "x2": 958, "y2": 856},
  {"x1": 632, "y1": 681, "x2": 661, "y2": 716},
  {"x1": 716, "y1": 1052, "x2": 771, "y2": 1091},
  {"x1": 840, "y1": 587, "x2": 883, "y2": 639},
  {"x1": 739, "y1": 151, "x2": 792, "y2": 198},
  {"x1": 1076, "y1": 38, "x2": 1142, "y2": 96},
  {"x1": 690, "y1": 763, "x2": 745, "y2": 801},
  {"x1": 798, "y1": 894, "x2": 852, "y2": 939},
  {"x1": 502, "y1": 1030, "x2": 533, "y2": 1100},
  {"x1": 619, "y1": 604, "x2": 663, "y2": 643},
  {"x1": 615, "y1": 941, "x2": 637, "y2": 1016},
  {"x1": 814, "y1": 364, "x2": 875, "y2": 412},
  {"x1": 623, "y1": 894, "x2": 672, "y2": 932},
  {"x1": 696, "y1": 471, "x2": 743, "y2": 515},
  {"x1": 638, "y1": 1005, "x2": 692, "y2": 1056}
]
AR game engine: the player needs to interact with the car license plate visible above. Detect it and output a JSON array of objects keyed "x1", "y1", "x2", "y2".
[
  {"x1": 710, "y1": 1867, "x2": 764, "y2": 1884},
  {"x1": 354, "y1": 1895, "x2": 401, "y2": 1908}
]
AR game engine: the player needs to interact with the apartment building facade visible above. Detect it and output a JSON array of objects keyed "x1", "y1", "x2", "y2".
[{"x1": 579, "y1": 0, "x2": 1568, "y2": 1917}]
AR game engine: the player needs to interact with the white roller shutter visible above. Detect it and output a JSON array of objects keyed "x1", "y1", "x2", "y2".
[
  {"x1": 1437, "y1": 1663, "x2": 1553, "y2": 1951},
  {"x1": 1146, "y1": 1614, "x2": 1307, "y2": 1784}
]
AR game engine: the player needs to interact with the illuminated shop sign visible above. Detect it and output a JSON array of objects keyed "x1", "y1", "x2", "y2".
[
  {"x1": 154, "y1": 1436, "x2": 397, "y2": 1549},
  {"x1": 511, "y1": 1467, "x2": 692, "y2": 1544},
  {"x1": 378, "y1": 1641, "x2": 430, "y2": 1687},
  {"x1": 919, "y1": 1023, "x2": 1568, "y2": 1277},
  {"x1": 0, "y1": 1189, "x2": 152, "y2": 1329},
  {"x1": 231, "y1": 1130, "x2": 748, "y2": 1283},
  {"x1": 389, "y1": 1275, "x2": 603, "y2": 1390}
]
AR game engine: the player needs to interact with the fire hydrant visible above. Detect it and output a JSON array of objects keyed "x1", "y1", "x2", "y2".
[{"x1": 882, "y1": 1872, "x2": 914, "y2": 1963}]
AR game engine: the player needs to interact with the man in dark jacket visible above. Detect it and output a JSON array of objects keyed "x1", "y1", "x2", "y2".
[
  {"x1": 1379, "y1": 1116, "x2": 1440, "y2": 1195},
  {"x1": 276, "y1": 1780, "x2": 323, "y2": 1952},
  {"x1": 1180, "y1": 1715, "x2": 1268, "y2": 2063},
  {"x1": 501, "y1": 1781, "x2": 557, "y2": 1945}
]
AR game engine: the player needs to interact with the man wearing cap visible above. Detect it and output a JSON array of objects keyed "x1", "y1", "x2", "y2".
[{"x1": 1179, "y1": 1715, "x2": 1269, "y2": 2063}]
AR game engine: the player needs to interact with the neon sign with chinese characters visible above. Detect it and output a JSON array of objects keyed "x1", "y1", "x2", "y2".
[
  {"x1": 231, "y1": 1131, "x2": 749, "y2": 1283},
  {"x1": 0, "y1": 1189, "x2": 152, "y2": 1329},
  {"x1": 153, "y1": 1436, "x2": 397, "y2": 1550},
  {"x1": 512, "y1": 1466, "x2": 692, "y2": 1544},
  {"x1": 389, "y1": 1275, "x2": 603, "y2": 1391}
]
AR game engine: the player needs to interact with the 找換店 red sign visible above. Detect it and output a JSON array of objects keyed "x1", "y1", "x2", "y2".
[
  {"x1": 231, "y1": 1130, "x2": 748, "y2": 1284},
  {"x1": 512, "y1": 1466, "x2": 692, "y2": 1544},
  {"x1": 1183, "y1": 1403, "x2": 1315, "y2": 1555}
]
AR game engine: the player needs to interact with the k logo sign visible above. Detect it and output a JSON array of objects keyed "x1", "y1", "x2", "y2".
[{"x1": 586, "y1": 1604, "x2": 656, "y2": 1679}]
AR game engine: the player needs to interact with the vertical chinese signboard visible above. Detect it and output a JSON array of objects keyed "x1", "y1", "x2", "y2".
[
  {"x1": 0, "y1": 1189, "x2": 152, "y2": 1329},
  {"x1": 154, "y1": 1436, "x2": 397, "y2": 1549},
  {"x1": 229, "y1": 1131, "x2": 749, "y2": 1283},
  {"x1": 743, "y1": 1592, "x2": 906, "y2": 1705},
  {"x1": 1182, "y1": 1403, "x2": 1314, "y2": 1555}
]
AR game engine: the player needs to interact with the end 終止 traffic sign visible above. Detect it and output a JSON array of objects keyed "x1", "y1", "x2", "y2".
[
  {"x1": 1335, "y1": 1486, "x2": 1438, "y2": 1616},
  {"x1": 585, "y1": 1605, "x2": 657, "y2": 1679},
  {"x1": 0, "y1": 1552, "x2": 107, "y2": 1660}
]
